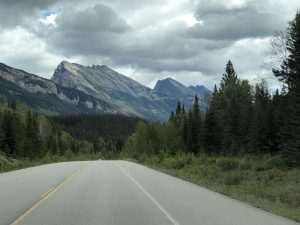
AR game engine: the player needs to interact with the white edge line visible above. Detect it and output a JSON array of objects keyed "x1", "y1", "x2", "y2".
[{"x1": 116, "y1": 163, "x2": 180, "y2": 225}]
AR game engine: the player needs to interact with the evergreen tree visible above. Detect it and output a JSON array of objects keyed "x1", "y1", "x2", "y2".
[
  {"x1": 24, "y1": 111, "x2": 42, "y2": 158},
  {"x1": 0, "y1": 118, "x2": 4, "y2": 152},
  {"x1": 182, "y1": 114, "x2": 188, "y2": 145},
  {"x1": 1, "y1": 110, "x2": 19, "y2": 155},
  {"x1": 273, "y1": 12, "x2": 300, "y2": 166},
  {"x1": 175, "y1": 101, "x2": 181, "y2": 115},
  {"x1": 186, "y1": 110, "x2": 195, "y2": 154},
  {"x1": 218, "y1": 61, "x2": 240, "y2": 154},
  {"x1": 204, "y1": 86, "x2": 221, "y2": 155},
  {"x1": 169, "y1": 110, "x2": 175, "y2": 122},
  {"x1": 249, "y1": 81, "x2": 271, "y2": 153},
  {"x1": 220, "y1": 60, "x2": 238, "y2": 92}
]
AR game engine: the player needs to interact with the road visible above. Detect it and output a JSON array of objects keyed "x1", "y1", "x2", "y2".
[{"x1": 0, "y1": 160, "x2": 299, "y2": 225}]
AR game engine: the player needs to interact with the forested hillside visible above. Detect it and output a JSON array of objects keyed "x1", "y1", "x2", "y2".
[
  {"x1": 122, "y1": 12, "x2": 300, "y2": 167},
  {"x1": 122, "y1": 59, "x2": 299, "y2": 166},
  {"x1": 49, "y1": 114, "x2": 141, "y2": 154},
  {"x1": 0, "y1": 101, "x2": 96, "y2": 161}
]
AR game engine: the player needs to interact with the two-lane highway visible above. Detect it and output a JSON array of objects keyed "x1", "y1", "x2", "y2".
[{"x1": 0, "y1": 161, "x2": 299, "y2": 225}]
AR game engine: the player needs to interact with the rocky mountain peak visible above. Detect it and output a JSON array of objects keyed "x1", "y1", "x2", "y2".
[{"x1": 154, "y1": 77, "x2": 195, "y2": 98}]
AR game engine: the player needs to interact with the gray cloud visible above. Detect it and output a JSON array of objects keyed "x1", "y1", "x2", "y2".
[
  {"x1": 0, "y1": 0, "x2": 299, "y2": 90},
  {"x1": 43, "y1": 4, "x2": 129, "y2": 57},
  {"x1": 190, "y1": 1, "x2": 287, "y2": 40},
  {"x1": 0, "y1": 0, "x2": 59, "y2": 28}
]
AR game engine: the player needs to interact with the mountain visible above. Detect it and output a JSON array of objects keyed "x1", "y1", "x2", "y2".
[
  {"x1": 0, "y1": 61, "x2": 210, "y2": 120},
  {"x1": 189, "y1": 85, "x2": 211, "y2": 96},
  {"x1": 51, "y1": 61, "x2": 177, "y2": 120},
  {"x1": 154, "y1": 77, "x2": 195, "y2": 98},
  {"x1": 154, "y1": 78, "x2": 211, "y2": 111},
  {"x1": 0, "y1": 63, "x2": 116, "y2": 115}
]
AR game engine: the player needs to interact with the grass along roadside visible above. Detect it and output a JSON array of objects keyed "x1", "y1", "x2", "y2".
[
  {"x1": 0, "y1": 151, "x2": 105, "y2": 173},
  {"x1": 130, "y1": 153, "x2": 300, "y2": 222}
]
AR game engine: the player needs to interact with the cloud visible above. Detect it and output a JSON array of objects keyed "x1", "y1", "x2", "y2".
[
  {"x1": 190, "y1": 0, "x2": 287, "y2": 40},
  {"x1": 0, "y1": 0, "x2": 299, "y2": 90},
  {"x1": 41, "y1": 4, "x2": 130, "y2": 57},
  {"x1": 0, "y1": 28, "x2": 62, "y2": 78},
  {"x1": 0, "y1": 0, "x2": 60, "y2": 28}
]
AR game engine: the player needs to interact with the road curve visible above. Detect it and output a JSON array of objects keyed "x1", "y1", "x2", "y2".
[{"x1": 0, "y1": 160, "x2": 298, "y2": 225}]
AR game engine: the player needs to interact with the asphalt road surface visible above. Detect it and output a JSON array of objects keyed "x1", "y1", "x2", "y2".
[{"x1": 0, "y1": 160, "x2": 299, "y2": 225}]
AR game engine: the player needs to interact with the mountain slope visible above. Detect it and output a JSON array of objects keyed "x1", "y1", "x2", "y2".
[
  {"x1": 51, "y1": 61, "x2": 177, "y2": 120},
  {"x1": 154, "y1": 77, "x2": 195, "y2": 98},
  {"x1": 154, "y1": 78, "x2": 210, "y2": 111},
  {"x1": 0, "y1": 63, "x2": 116, "y2": 115},
  {"x1": 189, "y1": 85, "x2": 211, "y2": 96}
]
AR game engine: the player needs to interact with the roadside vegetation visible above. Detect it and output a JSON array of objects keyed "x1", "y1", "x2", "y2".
[
  {"x1": 122, "y1": 12, "x2": 300, "y2": 222},
  {"x1": 128, "y1": 154, "x2": 300, "y2": 222}
]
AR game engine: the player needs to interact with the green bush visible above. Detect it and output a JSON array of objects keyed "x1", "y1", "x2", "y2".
[
  {"x1": 161, "y1": 153, "x2": 195, "y2": 169},
  {"x1": 254, "y1": 156, "x2": 285, "y2": 172},
  {"x1": 217, "y1": 158, "x2": 239, "y2": 171},
  {"x1": 266, "y1": 156, "x2": 285, "y2": 169},
  {"x1": 223, "y1": 171, "x2": 243, "y2": 185},
  {"x1": 240, "y1": 160, "x2": 252, "y2": 170}
]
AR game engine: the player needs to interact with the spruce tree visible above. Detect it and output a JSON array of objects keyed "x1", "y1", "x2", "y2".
[
  {"x1": 273, "y1": 12, "x2": 300, "y2": 166},
  {"x1": 175, "y1": 101, "x2": 181, "y2": 115},
  {"x1": 220, "y1": 60, "x2": 238, "y2": 92},
  {"x1": 0, "y1": 118, "x2": 4, "y2": 152},
  {"x1": 204, "y1": 86, "x2": 221, "y2": 155},
  {"x1": 169, "y1": 110, "x2": 175, "y2": 122},
  {"x1": 249, "y1": 81, "x2": 271, "y2": 153}
]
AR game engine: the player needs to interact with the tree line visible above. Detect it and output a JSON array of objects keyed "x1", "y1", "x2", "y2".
[
  {"x1": 0, "y1": 101, "x2": 99, "y2": 159},
  {"x1": 0, "y1": 101, "x2": 142, "y2": 160},
  {"x1": 49, "y1": 114, "x2": 141, "y2": 155},
  {"x1": 123, "y1": 12, "x2": 300, "y2": 167}
]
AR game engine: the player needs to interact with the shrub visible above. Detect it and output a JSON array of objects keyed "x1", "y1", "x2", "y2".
[
  {"x1": 223, "y1": 172, "x2": 243, "y2": 185},
  {"x1": 254, "y1": 156, "x2": 285, "y2": 172},
  {"x1": 217, "y1": 158, "x2": 239, "y2": 171},
  {"x1": 240, "y1": 160, "x2": 252, "y2": 170},
  {"x1": 266, "y1": 156, "x2": 285, "y2": 169}
]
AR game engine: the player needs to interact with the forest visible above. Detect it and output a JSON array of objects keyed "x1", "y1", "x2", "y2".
[
  {"x1": 0, "y1": 101, "x2": 94, "y2": 159},
  {"x1": 49, "y1": 114, "x2": 140, "y2": 155},
  {"x1": 0, "y1": 101, "x2": 140, "y2": 167}
]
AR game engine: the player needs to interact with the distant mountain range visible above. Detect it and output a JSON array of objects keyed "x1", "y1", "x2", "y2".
[{"x1": 0, "y1": 61, "x2": 211, "y2": 121}]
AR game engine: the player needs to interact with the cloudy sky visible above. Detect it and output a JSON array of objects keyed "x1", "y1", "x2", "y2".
[{"x1": 0, "y1": 0, "x2": 299, "y2": 90}]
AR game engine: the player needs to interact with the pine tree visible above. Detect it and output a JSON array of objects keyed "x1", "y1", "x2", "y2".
[
  {"x1": 220, "y1": 60, "x2": 238, "y2": 92},
  {"x1": 218, "y1": 61, "x2": 240, "y2": 154},
  {"x1": 204, "y1": 86, "x2": 221, "y2": 155},
  {"x1": 24, "y1": 110, "x2": 42, "y2": 158},
  {"x1": 249, "y1": 81, "x2": 271, "y2": 153},
  {"x1": 169, "y1": 110, "x2": 175, "y2": 122},
  {"x1": 1, "y1": 110, "x2": 19, "y2": 156},
  {"x1": 186, "y1": 110, "x2": 194, "y2": 154},
  {"x1": 273, "y1": 12, "x2": 300, "y2": 166},
  {"x1": 182, "y1": 114, "x2": 187, "y2": 145},
  {"x1": 185, "y1": 95, "x2": 202, "y2": 154},
  {"x1": 175, "y1": 101, "x2": 181, "y2": 115},
  {"x1": 0, "y1": 118, "x2": 4, "y2": 152}
]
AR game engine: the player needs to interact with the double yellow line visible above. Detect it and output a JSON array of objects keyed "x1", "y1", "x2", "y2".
[{"x1": 10, "y1": 164, "x2": 89, "y2": 225}]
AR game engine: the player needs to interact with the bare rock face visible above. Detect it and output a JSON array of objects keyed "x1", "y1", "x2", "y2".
[
  {"x1": 51, "y1": 61, "x2": 177, "y2": 121},
  {"x1": 154, "y1": 77, "x2": 211, "y2": 111},
  {"x1": 0, "y1": 61, "x2": 210, "y2": 120},
  {"x1": 0, "y1": 62, "x2": 116, "y2": 115},
  {"x1": 52, "y1": 61, "x2": 211, "y2": 120}
]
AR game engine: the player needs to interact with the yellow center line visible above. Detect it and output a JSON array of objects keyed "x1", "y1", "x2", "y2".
[
  {"x1": 40, "y1": 187, "x2": 54, "y2": 199},
  {"x1": 10, "y1": 163, "x2": 90, "y2": 225}
]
